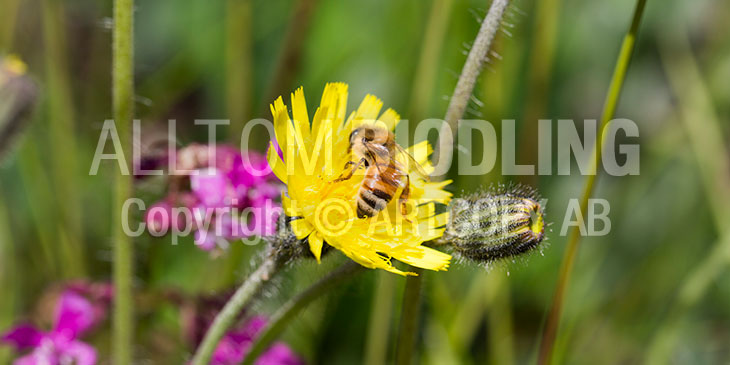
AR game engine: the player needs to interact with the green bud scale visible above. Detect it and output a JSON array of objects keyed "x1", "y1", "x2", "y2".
[{"x1": 442, "y1": 186, "x2": 546, "y2": 263}]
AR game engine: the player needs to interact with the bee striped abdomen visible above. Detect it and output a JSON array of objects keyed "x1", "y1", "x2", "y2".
[{"x1": 356, "y1": 163, "x2": 404, "y2": 218}]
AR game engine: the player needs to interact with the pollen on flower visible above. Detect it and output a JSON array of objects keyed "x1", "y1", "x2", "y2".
[{"x1": 267, "y1": 83, "x2": 453, "y2": 275}]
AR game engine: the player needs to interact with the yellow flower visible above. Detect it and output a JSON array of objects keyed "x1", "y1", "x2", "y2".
[{"x1": 267, "y1": 83, "x2": 453, "y2": 275}]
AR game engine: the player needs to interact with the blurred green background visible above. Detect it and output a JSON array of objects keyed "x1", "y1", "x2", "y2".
[{"x1": 1, "y1": 0, "x2": 729, "y2": 363}]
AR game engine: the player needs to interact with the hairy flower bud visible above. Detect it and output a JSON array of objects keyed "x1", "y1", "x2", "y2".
[
  {"x1": 442, "y1": 186, "x2": 546, "y2": 263},
  {"x1": 266, "y1": 216, "x2": 332, "y2": 261},
  {"x1": 0, "y1": 55, "x2": 37, "y2": 161}
]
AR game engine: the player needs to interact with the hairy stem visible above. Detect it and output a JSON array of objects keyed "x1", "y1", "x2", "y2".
[
  {"x1": 242, "y1": 261, "x2": 364, "y2": 365},
  {"x1": 433, "y1": 0, "x2": 511, "y2": 175},
  {"x1": 191, "y1": 250, "x2": 292, "y2": 365},
  {"x1": 537, "y1": 1, "x2": 647, "y2": 364},
  {"x1": 112, "y1": 0, "x2": 134, "y2": 362}
]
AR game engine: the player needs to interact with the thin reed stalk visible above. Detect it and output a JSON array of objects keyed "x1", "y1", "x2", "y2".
[
  {"x1": 407, "y1": 0, "x2": 455, "y2": 123},
  {"x1": 0, "y1": 0, "x2": 20, "y2": 49},
  {"x1": 517, "y1": 0, "x2": 562, "y2": 185},
  {"x1": 364, "y1": 271, "x2": 397, "y2": 365},
  {"x1": 112, "y1": 0, "x2": 135, "y2": 361},
  {"x1": 259, "y1": 0, "x2": 319, "y2": 119},
  {"x1": 537, "y1": 1, "x2": 647, "y2": 363},
  {"x1": 41, "y1": 0, "x2": 85, "y2": 275},
  {"x1": 395, "y1": 267, "x2": 424, "y2": 365},
  {"x1": 646, "y1": 28, "x2": 730, "y2": 364},
  {"x1": 17, "y1": 145, "x2": 59, "y2": 275},
  {"x1": 0, "y1": 189, "x2": 17, "y2": 364},
  {"x1": 225, "y1": 0, "x2": 253, "y2": 141}
]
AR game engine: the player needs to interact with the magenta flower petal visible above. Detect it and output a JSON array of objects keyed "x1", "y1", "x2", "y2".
[
  {"x1": 146, "y1": 200, "x2": 174, "y2": 233},
  {"x1": 54, "y1": 291, "x2": 95, "y2": 339},
  {"x1": 194, "y1": 229, "x2": 218, "y2": 251},
  {"x1": 61, "y1": 340, "x2": 97, "y2": 365},
  {"x1": 211, "y1": 332, "x2": 247, "y2": 365},
  {"x1": 191, "y1": 168, "x2": 231, "y2": 208},
  {"x1": 212, "y1": 145, "x2": 243, "y2": 173},
  {"x1": 255, "y1": 342, "x2": 305, "y2": 365},
  {"x1": 13, "y1": 350, "x2": 47, "y2": 365},
  {"x1": 242, "y1": 316, "x2": 268, "y2": 339},
  {"x1": 1, "y1": 325, "x2": 43, "y2": 350}
]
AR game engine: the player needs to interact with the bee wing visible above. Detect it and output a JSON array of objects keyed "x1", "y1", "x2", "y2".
[
  {"x1": 366, "y1": 141, "x2": 392, "y2": 161},
  {"x1": 395, "y1": 144, "x2": 430, "y2": 181}
]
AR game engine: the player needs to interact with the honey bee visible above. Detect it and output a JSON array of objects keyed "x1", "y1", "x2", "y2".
[{"x1": 334, "y1": 123, "x2": 428, "y2": 218}]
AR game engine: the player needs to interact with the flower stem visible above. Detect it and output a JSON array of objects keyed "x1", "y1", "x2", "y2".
[
  {"x1": 537, "y1": 1, "x2": 647, "y2": 364},
  {"x1": 363, "y1": 271, "x2": 397, "y2": 365},
  {"x1": 395, "y1": 267, "x2": 424, "y2": 365},
  {"x1": 433, "y1": 0, "x2": 511, "y2": 175},
  {"x1": 242, "y1": 261, "x2": 363, "y2": 365},
  {"x1": 112, "y1": 0, "x2": 134, "y2": 361},
  {"x1": 191, "y1": 249, "x2": 292, "y2": 365}
]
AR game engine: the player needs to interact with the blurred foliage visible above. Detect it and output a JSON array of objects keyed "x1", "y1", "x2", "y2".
[{"x1": 1, "y1": 0, "x2": 729, "y2": 363}]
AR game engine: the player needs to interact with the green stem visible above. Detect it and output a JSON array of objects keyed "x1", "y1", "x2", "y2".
[
  {"x1": 242, "y1": 261, "x2": 364, "y2": 365},
  {"x1": 0, "y1": 188, "x2": 17, "y2": 364},
  {"x1": 192, "y1": 251, "x2": 292, "y2": 365},
  {"x1": 363, "y1": 271, "x2": 397, "y2": 365},
  {"x1": 0, "y1": 0, "x2": 19, "y2": 49},
  {"x1": 645, "y1": 26, "x2": 730, "y2": 364},
  {"x1": 537, "y1": 1, "x2": 647, "y2": 364},
  {"x1": 258, "y1": 0, "x2": 319, "y2": 121},
  {"x1": 112, "y1": 0, "x2": 134, "y2": 362},
  {"x1": 406, "y1": 0, "x2": 455, "y2": 123},
  {"x1": 486, "y1": 274, "x2": 514, "y2": 365},
  {"x1": 517, "y1": 0, "x2": 562, "y2": 186},
  {"x1": 41, "y1": 0, "x2": 85, "y2": 275},
  {"x1": 225, "y1": 0, "x2": 253, "y2": 141},
  {"x1": 395, "y1": 267, "x2": 423, "y2": 365},
  {"x1": 433, "y1": 0, "x2": 511, "y2": 174}
]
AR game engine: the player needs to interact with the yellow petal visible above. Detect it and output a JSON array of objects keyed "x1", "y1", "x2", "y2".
[
  {"x1": 281, "y1": 193, "x2": 302, "y2": 217},
  {"x1": 414, "y1": 179, "x2": 453, "y2": 204},
  {"x1": 290, "y1": 218, "x2": 314, "y2": 239},
  {"x1": 271, "y1": 97, "x2": 290, "y2": 160},
  {"x1": 393, "y1": 246, "x2": 451, "y2": 271},
  {"x1": 291, "y1": 87, "x2": 310, "y2": 145},
  {"x1": 379, "y1": 108, "x2": 400, "y2": 131},
  {"x1": 356, "y1": 94, "x2": 383, "y2": 121},
  {"x1": 405, "y1": 141, "x2": 432, "y2": 166},
  {"x1": 308, "y1": 232, "x2": 324, "y2": 263},
  {"x1": 267, "y1": 142, "x2": 287, "y2": 183}
]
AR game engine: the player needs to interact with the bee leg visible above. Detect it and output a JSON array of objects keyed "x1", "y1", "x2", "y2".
[
  {"x1": 333, "y1": 158, "x2": 366, "y2": 182},
  {"x1": 400, "y1": 175, "x2": 412, "y2": 221}
]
